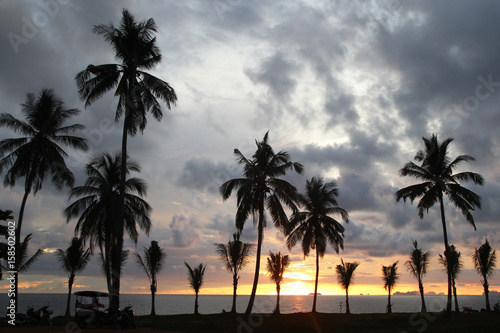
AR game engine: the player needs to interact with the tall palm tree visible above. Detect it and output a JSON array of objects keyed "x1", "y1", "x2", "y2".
[
  {"x1": 266, "y1": 251, "x2": 290, "y2": 314},
  {"x1": 286, "y1": 177, "x2": 349, "y2": 313},
  {"x1": 395, "y1": 134, "x2": 484, "y2": 314},
  {"x1": 75, "y1": 9, "x2": 176, "y2": 307},
  {"x1": 336, "y1": 259, "x2": 359, "y2": 314},
  {"x1": 438, "y1": 245, "x2": 463, "y2": 312},
  {"x1": 56, "y1": 237, "x2": 92, "y2": 317},
  {"x1": 405, "y1": 240, "x2": 430, "y2": 313},
  {"x1": 0, "y1": 209, "x2": 14, "y2": 279},
  {"x1": 472, "y1": 239, "x2": 496, "y2": 312},
  {"x1": 382, "y1": 261, "x2": 399, "y2": 314},
  {"x1": 219, "y1": 131, "x2": 303, "y2": 315},
  {"x1": 64, "y1": 152, "x2": 151, "y2": 294},
  {"x1": 185, "y1": 262, "x2": 206, "y2": 315},
  {"x1": 214, "y1": 232, "x2": 255, "y2": 313},
  {"x1": 0, "y1": 89, "x2": 88, "y2": 311},
  {"x1": 134, "y1": 240, "x2": 166, "y2": 315}
]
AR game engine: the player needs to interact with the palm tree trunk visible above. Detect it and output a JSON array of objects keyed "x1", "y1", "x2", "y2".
[
  {"x1": 345, "y1": 289, "x2": 350, "y2": 314},
  {"x1": 245, "y1": 204, "x2": 265, "y2": 315},
  {"x1": 452, "y1": 279, "x2": 460, "y2": 312},
  {"x1": 418, "y1": 279, "x2": 427, "y2": 313},
  {"x1": 65, "y1": 274, "x2": 75, "y2": 317},
  {"x1": 387, "y1": 289, "x2": 392, "y2": 314},
  {"x1": 438, "y1": 193, "x2": 453, "y2": 315},
  {"x1": 275, "y1": 283, "x2": 280, "y2": 314},
  {"x1": 13, "y1": 189, "x2": 30, "y2": 314},
  {"x1": 194, "y1": 291, "x2": 199, "y2": 315},
  {"x1": 483, "y1": 277, "x2": 490, "y2": 311},
  {"x1": 231, "y1": 274, "x2": 238, "y2": 313},
  {"x1": 312, "y1": 248, "x2": 320, "y2": 313},
  {"x1": 151, "y1": 284, "x2": 156, "y2": 316}
]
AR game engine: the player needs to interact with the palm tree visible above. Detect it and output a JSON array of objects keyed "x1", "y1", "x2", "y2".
[
  {"x1": 75, "y1": 9, "x2": 177, "y2": 307},
  {"x1": 382, "y1": 261, "x2": 399, "y2": 314},
  {"x1": 395, "y1": 134, "x2": 484, "y2": 314},
  {"x1": 0, "y1": 89, "x2": 88, "y2": 311},
  {"x1": 472, "y1": 239, "x2": 496, "y2": 311},
  {"x1": 266, "y1": 251, "x2": 290, "y2": 314},
  {"x1": 438, "y1": 245, "x2": 463, "y2": 312},
  {"x1": 286, "y1": 177, "x2": 349, "y2": 312},
  {"x1": 214, "y1": 232, "x2": 255, "y2": 313},
  {"x1": 185, "y1": 262, "x2": 206, "y2": 315},
  {"x1": 405, "y1": 240, "x2": 430, "y2": 313},
  {"x1": 0, "y1": 209, "x2": 14, "y2": 279},
  {"x1": 336, "y1": 259, "x2": 359, "y2": 314},
  {"x1": 134, "y1": 240, "x2": 166, "y2": 315},
  {"x1": 219, "y1": 131, "x2": 303, "y2": 315},
  {"x1": 56, "y1": 237, "x2": 92, "y2": 317},
  {"x1": 64, "y1": 152, "x2": 151, "y2": 294}
]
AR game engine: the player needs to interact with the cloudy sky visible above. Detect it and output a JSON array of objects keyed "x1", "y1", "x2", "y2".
[{"x1": 1, "y1": 0, "x2": 499, "y2": 299}]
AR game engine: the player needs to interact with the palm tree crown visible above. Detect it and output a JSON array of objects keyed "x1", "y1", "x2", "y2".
[
  {"x1": 287, "y1": 176, "x2": 349, "y2": 312},
  {"x1": 219, "y1": 131, "x2": 303, "y2": 315}
]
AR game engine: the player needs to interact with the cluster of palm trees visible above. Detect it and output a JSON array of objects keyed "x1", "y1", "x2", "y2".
[{"x1": 0, "y1": 8, "x2": 496, "y2": 318}]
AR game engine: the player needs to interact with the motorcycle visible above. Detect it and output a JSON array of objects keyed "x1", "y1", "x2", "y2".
[
  {"x1": 117, "y1": 303, "x2": 135, "y2": 329},
  {"x1": 13, "y1": 305, "x2": 52, "y2": 326}
]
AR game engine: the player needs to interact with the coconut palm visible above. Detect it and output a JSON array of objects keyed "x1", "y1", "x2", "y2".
[
  {"x1": 405, "y1": 240, "x2": 430, "y2": 313},
  {"x1": 336, "y1": 259, "x2": 359, "y2": 314},
  {"x1": 56, "y1": 237, "x2": 92, "y2": 317},
  {"x1": 266, "y1": 251, "x2": 290, "y2": 314},
  {"x1": 0, "y1": 89, "x2": 88, "y2": 311},
  {"x1": 382, "y1": 261, "x2": 399, "y2": 314},
  {"x1": 219, "y1": 131, "x2": 303, "y2": 315},
  {"x1": 0, "y1": 209, "x2": 14, "y2": 276},
  {"x1": 438, "y1": 245, "x2": 463, "y2": 312},
  {"x1": 214, "y1": 232, "x2": 255, "y2": 313},
  {"x1": 134, "y1": 240, "x2": 166, "y2": 315},
  {"x1": 75, "y1": 9, "x2": 176, "y2": 307},
  {"x1": 64, "y1": 152, "x2": 151, "y2": 294},
  {"x1": 287, "y1": 177, "x2": 349, "y2": 312},
  {"x1": 185, "y1": 262, "x2": 206, "y2": 315},
  {"x1": 472, "y1": 239, "x2": 496, "y2": 311},
  {"x1": 395, "y1": 134, "x2": 484, "y2": 314}
]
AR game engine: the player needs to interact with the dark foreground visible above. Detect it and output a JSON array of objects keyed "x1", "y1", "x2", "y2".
[{"x1": 1, "y1": 312, "x2": 499, "y2": 333}]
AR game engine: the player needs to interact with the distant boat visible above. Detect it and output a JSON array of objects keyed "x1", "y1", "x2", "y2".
[{"x1": 308, "y1": 293, "x2": 321, "y2": 295}]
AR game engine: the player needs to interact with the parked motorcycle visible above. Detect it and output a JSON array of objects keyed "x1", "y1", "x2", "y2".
[
  {"x1": 117, "y1": 304, "x2": 135, "y2": 329},
  {"x1": 13, "y1": 305, "x2": 52, "y2": 326}
]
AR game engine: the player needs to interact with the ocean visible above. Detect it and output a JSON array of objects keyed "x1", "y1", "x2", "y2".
[{"x1": 1, "y1": 293, "x2": 497, "y2": 317}]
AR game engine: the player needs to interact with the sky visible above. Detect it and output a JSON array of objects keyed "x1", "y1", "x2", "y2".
[{"x1": 1, "y1": 0, "x2": 499, "y2": 299}]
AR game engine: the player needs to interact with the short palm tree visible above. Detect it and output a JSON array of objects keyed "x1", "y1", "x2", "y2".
[
  {"x1": 76, "y1": 9, "x2": 176, "y2": 307},
  {"x1": 438, "y1": 245, "x2": 463, "y2": 312},
  {"x1": 134, "y1": 240, "x2": 166, "y2": 315},
  {"x1": 395, "y1": 134, "x2": 484, "y2": 314},
  {"x1": 0, "y1": 89, "x2": 87, "y2": 311},
  {"x1": 214, "y1": 232, "x2": 255, "y2": 313},
  {"x1": 185, "y1": 262, "x2": 206, "y2": 315},
  {"x1": 56, "y1": 237, "x2": 92, "y2": 317},
  {"x1": 382, "y1": 261, "x2": 399, "y2": 314},
  {"x1": 220, "y1": 131, "x2": 303, "y2": 315},
  {"x1": 266, "y1": 251, "x2": 290, "y2": 314},
  {"x1": 287, "y1": 177, "x2": 349, "y2": 312},
  {"x1": 405, "y1": 240, "x2": 430, "y2": 313},
  {"x1": 65, "y1": 152, "x2": 151, "y2": 294},
  {"x1": 336, "y1": 259, "x2": 359, "y2": 314},
  {"x1": 472, "y1": 239, "x2": 496, "y2": 311}
]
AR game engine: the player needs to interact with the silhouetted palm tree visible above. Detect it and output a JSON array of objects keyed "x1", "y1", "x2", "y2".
[
  {"x1": 75, "y1": 9, "x2": 176, "y2": 307},
  {"x1": 0, "y1": 209, "x2": 14, "y2": 278},
  {"x1": 336, "y1": 259, "x2": 359, "y2": 314},
  {"x1": 395, "y1": 134, "x2": 484, "y2": 315},
  {"x1": 185, "y1": 262, "x2": 206, "y2": 315},
  {"x1": 438, "y1": 245, "x2": 462, "y2": 312},
  {"x1": 472, "y1": 239, "x2": 496, "y2": 311},
  {"x1": 56, "y1": 237, "x2": 92, "y2": 317},
  {"x1": 220, "y1": 131, "x2": 303, "y2": 315},
  {"x1": 405, "y1": 240, "x2": 430, "y2": 313},
  {"x1": 0, "y1": 89, "x2": 88, "y2": 311},
  {"x1": 382, "y1": 261, "x2": 399, "y2": 314},
  {"x1": 287, "y1": 177, "x2": 349, "y2": 313},
  {"x1": 266, "y1": 251, "x2": 290, "y2": 314},
  {"x1": 134, "y1": 240, "x2": 166, "y2": 315},
  {"x1": 65, "y1": 152, "x2": 151, "y2": 294},
  {"x1": 214, "y1": 232, "x2": 255, "y2": 313}
]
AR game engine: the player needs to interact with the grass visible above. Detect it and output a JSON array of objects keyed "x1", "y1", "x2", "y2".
[
  {"x1": 2, "y1": 311, "x2": 499, "y2": 332},
  {"x1": 43, "y1": 311, "x2": 500, "y2": 332}
]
